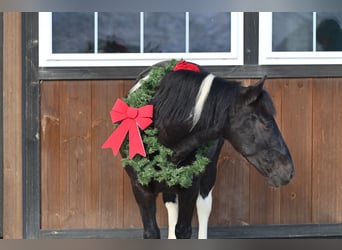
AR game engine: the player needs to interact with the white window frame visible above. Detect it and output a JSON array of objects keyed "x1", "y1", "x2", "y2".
[
  {"x1": 259, "y1": 12, "x2": 342, "y2": 65},
  {"x1": 39, "y1": 12, "x2": 244, "y2": 67}
]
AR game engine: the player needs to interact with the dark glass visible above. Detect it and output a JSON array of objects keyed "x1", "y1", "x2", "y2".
[
  {"x1": 98, "y1": 13, "x2": 140, "y2": 53},
  {"x1": 189, "y1": 13, "x2": 231, "y2": 52},
  {"x1": 144, "y1": 13, "x2": 185, "y2": 53},
  {"x1": 272, "y1": 13, "x2": 313, "y2": 51},
  {"x1": 52, "y1": 13, "x2": 94, "y2": 53},
  {"x1": 316, "y1": 13, "x2": 342, "y2": 51}
]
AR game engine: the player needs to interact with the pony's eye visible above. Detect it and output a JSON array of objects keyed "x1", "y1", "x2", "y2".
[{"x1": 264, "y1": 121, "x2": 274, "y2": 129}]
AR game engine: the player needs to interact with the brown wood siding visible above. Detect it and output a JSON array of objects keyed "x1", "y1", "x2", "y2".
[
  {"x1": 3, "y1": 12, "x2": 23, "y2": 239},
  {"x1": 40, "y1": 78, "x2": 342, "y2": 230},
  {"x1": 312, "y1": 79, "x2": 342, "y2": 223}
]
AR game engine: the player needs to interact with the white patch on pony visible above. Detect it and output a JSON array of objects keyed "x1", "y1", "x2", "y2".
[
  {"x1": 190, "y1": 73, "x2": 215, "y2": 130},
  {"x1": 196, "y1": 189, "x2": 213, "y2": 239},
  {"x1": 165, "y1": 195, "x2": 179, "y2": 239},
  {"x1": 128, "y1": 73, "x2": 150, "y2": 94}
]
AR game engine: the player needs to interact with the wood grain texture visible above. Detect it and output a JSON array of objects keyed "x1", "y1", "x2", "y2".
[
  {"x1": 279, "y1": 79, "x2": 313, "y2": 224},
  {"x1": 211, "y1": 141, "x2": 250, "y2": 226},
  {"x1": 39, "y1": 77, "x2": 342, "y2": 231},
  {"x1": 312, "y1": 78, "x2": 342, "y2": 223},
  {"x1": 41, "y1": 81, "x2": 61, "y2": 228},
  {"x1": 2, "y1": 12, "x2": 23, "y2": 239}
]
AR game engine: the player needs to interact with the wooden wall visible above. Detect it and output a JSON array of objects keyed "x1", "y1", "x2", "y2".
[
  {"x1": 40, "y1": 77, "x2": 342, "y2": 230},
  {"x1": 2, "y1": 12, "x2": 23, "y2": 239}
]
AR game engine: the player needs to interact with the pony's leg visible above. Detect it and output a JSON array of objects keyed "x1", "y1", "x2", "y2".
[
  {"x1": 130, "y1": 182, "x2": 160, "y2": 239},
  {"x1": 163, "y1": 192, "x2": 178, "y2": 239},
  {"x1": 196, "y1": 139, "x2": 223, "y2": 239},
  {"x1": 175, "y1": 186, "x2": 199, "y2": 239},
  {"x1": 196, "y1": 189, "x2": 213, "y2": 239}
]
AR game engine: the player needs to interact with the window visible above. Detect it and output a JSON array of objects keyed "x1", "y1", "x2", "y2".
[
  {"x1": 39, "y1": 12, "x2": 244, "y2": 67},
  {"x1": 259, "y1": 12, "x2": 342, "y2": 65}
]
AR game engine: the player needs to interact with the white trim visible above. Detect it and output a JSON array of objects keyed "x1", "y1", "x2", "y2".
[
  {"x1": 39, "y1": 12, "x2": 244, "y2": 67},
  {"x1": 185, "y1": 12, "x2": 190, "y2": 53},
  {"x1": 140, "y1": 12, "x2": 144, "y2": 53},
  {"x1": 312, "y1": 12, "x2": 317, "y2": 52},
  {"x1": 94, "y1": 12, "x2": 98, "y2": 53},
  {"x1": 259, "y1": 12, "x2": 342, "y2": 65}
]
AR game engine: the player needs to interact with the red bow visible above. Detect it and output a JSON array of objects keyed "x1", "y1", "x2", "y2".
[
  {"x1": 102, "y1": 99, "x2": 153, "y2": 159},
  {"x1": 173, "y1": 60, "x2": 200, "y2": 72}
]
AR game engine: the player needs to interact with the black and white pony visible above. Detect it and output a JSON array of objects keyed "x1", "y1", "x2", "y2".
[{"x1": 123, "y1": 60, "x2": 294, "y2": 239}]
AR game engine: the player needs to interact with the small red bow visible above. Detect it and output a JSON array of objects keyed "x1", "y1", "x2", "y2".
[
  {"x1": 102, "y1": 99, "x2": 153, "y2": 159},
  {"x1": 173, "y1": 60, "x2": 200, "y2": 72}
]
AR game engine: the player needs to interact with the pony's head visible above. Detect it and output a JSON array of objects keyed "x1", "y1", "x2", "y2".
[{"x1": 224, "y1": 76, "x2": 294, "y2": 187}]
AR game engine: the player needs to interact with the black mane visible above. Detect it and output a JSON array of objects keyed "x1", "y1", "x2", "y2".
[{"x1": 151, "y1": 70, "x2": 242, "y2": 137}]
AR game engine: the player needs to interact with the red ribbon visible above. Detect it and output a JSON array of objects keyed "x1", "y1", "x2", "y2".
[
  {"x1": 102, "y1": 99, "x2": 153, "y2": 159},
  {"x1": 173, "y1": 60, "x2": 200, "y2": 72}
]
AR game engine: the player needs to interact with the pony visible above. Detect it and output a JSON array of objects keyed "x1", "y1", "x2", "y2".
[{"x1": 121, "y1": 60, "x2": 294, "y2": 239}]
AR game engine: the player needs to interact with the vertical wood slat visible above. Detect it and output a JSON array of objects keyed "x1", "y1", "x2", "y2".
[
  {"x1": 312, "y1": 79, "x2": 342, "y2": 223},
  {"x1": 280, "y1": 79, "x2": 312, "y2": 224},
  {"x1": 2, "y1": 12, "x2": 23, "y2": 239},
  {"x1": 91, "y1": 81, "x2": 125, "y2": 229},
  {"x1": 211, "y1": 141, "x2": 250, "y2": 226},
  {"x1": 59, "y1": 81, "x2": 92, "y2": 228},
  {"x1": 41, "y1": 82, "x2": 61, "y2": 228}
]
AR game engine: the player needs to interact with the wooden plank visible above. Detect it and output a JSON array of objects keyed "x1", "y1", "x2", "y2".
[
  {"x1": 38, "y1": 65, "x2": 342, "y2": 81},
  {"x1": 279, "y1": 79, "x2": 312, "y2": 224},
  {"x1": 249, "y1": 79, "x2": 282, "y2": 225},
  {"x1": 210, "y1": 142, "x2": 250, "y2": 226},
  {"x1": 312, "y1": 79, "x2": 342, "y2": 223},
  {"x1": 91, "y1": 80, "x2": 125, "y2": 228},
  {"x1": 40, "y1": 81, "x2": 61, "y2": 229},
  {"x1": 58, "y1": 81, "x2": 92, "y2": 228},
  {"x1": 244, "y1": 13, "x2": 259, "y2": 65},
  {"x1": 2, "y1": 12, "x2": 23, "y2": 239},
  {"x1": 36, "y1": 223, "x2": 342, "y2": 239}
]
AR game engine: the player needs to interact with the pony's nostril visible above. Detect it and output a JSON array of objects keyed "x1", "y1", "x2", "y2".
[{"x1": 281, "y1": 178, "x2": 290, "y2": 186}]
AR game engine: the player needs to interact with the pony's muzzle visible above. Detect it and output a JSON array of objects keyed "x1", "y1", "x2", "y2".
[{"x1": 267, "y1": 162, "x2": 295, "y2": 188}]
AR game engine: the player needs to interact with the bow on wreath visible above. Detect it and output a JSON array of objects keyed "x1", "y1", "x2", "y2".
[{"x1": 102, "y1": 99, "x2": 153, "y2": 159}]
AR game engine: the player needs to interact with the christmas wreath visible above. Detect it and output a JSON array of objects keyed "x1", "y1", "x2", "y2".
[{"x1": 103, "y1": 59, "x2": 210, "y2": 188}]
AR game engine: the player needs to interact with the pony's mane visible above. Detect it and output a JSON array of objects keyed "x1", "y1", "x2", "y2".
[{"x1": 151, "y1": 70, "x2": 241, "y2": 132}]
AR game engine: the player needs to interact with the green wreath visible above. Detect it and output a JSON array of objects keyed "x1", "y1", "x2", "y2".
[{"x1": 120, "y1": 59, "x2": 210, "y2": 188}]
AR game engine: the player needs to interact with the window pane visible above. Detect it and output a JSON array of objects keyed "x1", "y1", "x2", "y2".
[
  {"x1": 144, "y1": 13, "x2": 185, "y2": 53},
  {"x1": 272, "y1": 13, "x2": 313, "y2": 51},
  {"x1": 52, "y1": 13, "x2": 94, "y2": 53},
  {"x1": 189, "y1": 13, "x2": 231, "y2": 52},
  {"x1": 98, "y1": 13, "x2": 140, "y2": 53},
  {"x1": 316, "y1": 13, "x2": 342, "y2": 51}
]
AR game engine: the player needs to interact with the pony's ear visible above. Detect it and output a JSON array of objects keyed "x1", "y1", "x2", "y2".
[{"x1": 241, "y1": 75, "x2": 267, "y2": 105}]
